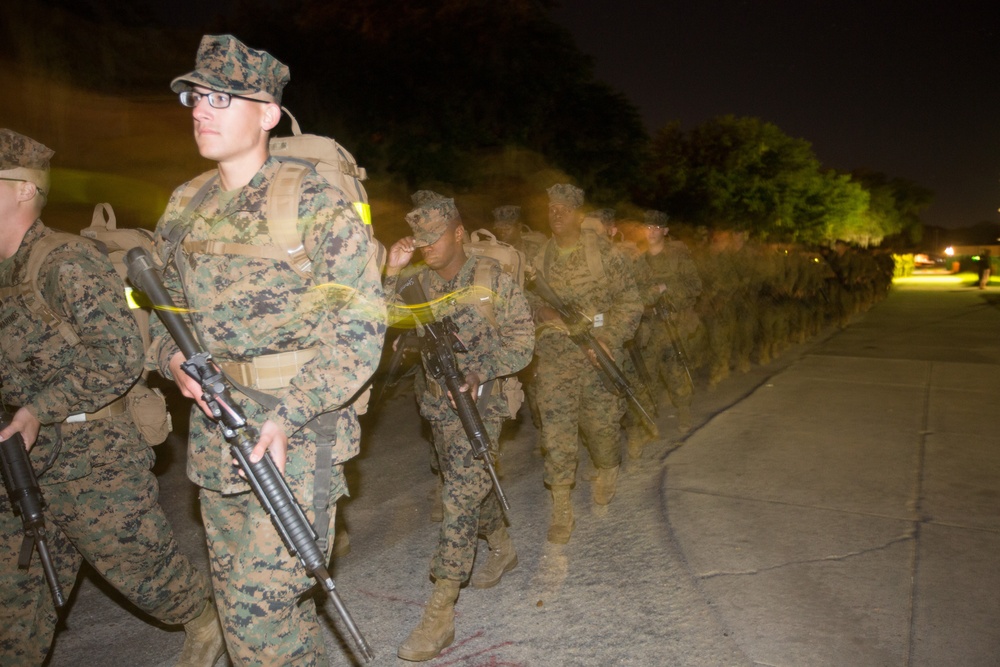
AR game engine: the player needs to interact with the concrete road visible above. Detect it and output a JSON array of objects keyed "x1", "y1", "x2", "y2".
[{"x1": 44, "y1": 275, "x2": 1000, "y2": 666}]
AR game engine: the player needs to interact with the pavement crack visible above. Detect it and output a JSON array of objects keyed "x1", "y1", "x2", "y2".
[{"x1": 698, "y1": 532, "x2": 915, "y2": 579}]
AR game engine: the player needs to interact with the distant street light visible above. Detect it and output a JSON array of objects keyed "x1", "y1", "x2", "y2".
[{"x1": 945, "y1": 246, "x2": 954, "y2": 256}]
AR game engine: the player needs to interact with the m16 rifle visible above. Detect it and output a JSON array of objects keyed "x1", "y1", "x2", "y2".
[
  {"x1": 1, "y1": 411, "x2": 65, "y2": 608},
  {"x1": 651, "y1": 294, "x2": 694, "y2": 388},
  {"x1": 530, "y1": 273, "x2": 657, "y2": 433},
  {"x1": 372, "y1": 330, "x2": 420, "y2": 408},
  {"x1": 124, "y1": 248, "x2": 374, "y2": 664},
  {"x1": 623, "y1": 338, "x2": 658, "y2": 417},
  {"x1": 395, "y1": 273, "x2": 510, "y2": 515}
]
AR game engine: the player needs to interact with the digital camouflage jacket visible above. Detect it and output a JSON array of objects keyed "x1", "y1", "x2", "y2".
[
  {"x1": 149, "y1": 157, "x2": 386, "y2": 493},
  {"x1": 384, "y1": 255, "x2": 534, "y2": 424},
  {"x1": 0, "y1": 220, "x2": 143, "y2": 482}
]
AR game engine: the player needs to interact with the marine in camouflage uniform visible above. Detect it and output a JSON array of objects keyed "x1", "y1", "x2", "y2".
[
  {"x1": 491, "y1": 205, "x2": 546, "y2": 432},
  {"x1": 633, "y1": 211, "x2": 703, "y2": 448},
  {"x1": 149, "y1": 37, "x2": 385, "y2": 666},
  {"x1": 529, "y1": 185, "x2": 642, "y2": 544},
  {"x1": 385, "y1": 197, "x2": 533, "y2": 662},
  {"x1": 0, "y1": 129, "x2": 218, "y2": 667},
  {"x1": 581, "y1": 208, "x2": 659, "y2": 455},
  {"x1": 694, "y1": 229, "x2": 746, "y2": 388}
]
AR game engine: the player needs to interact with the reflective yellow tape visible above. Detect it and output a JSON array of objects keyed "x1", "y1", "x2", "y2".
[
  {"x1": 353, "y1": 201, "x2": 372, "y2": 225},
  {"x1": 124, "y1": 286, "x2": 142, "y2": 310}
]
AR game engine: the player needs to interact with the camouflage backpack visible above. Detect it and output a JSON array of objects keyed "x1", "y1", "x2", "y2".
[
  {"x1": 461, "y1": 228, "x2": 528, "y2": 328},
  {"x1": 176, "y1": 108, "x2": 384, "y2": 277},
  {"x1": 421, "y1": 228, "x2": 528, "y2": 419},
  {"x1": 0, "y1": 204, "x2": 171, "y2": 444},
  {"x1": 171, "y1": 109, "x2": 381, "y2": 417}
]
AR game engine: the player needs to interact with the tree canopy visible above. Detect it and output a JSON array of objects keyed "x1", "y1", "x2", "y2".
[
  {"x1": 644, "y1": 115, "x2": 931, "y2": 246},
  {"x1": 2, "y1": 0, "x2": 933, "y2": 246}
]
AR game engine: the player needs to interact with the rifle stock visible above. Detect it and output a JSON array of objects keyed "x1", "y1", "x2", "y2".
[{"x1": 124, "y1": 247, "x2": 374, "y2": 663}]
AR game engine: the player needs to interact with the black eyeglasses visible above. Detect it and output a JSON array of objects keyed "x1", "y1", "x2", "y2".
[
  {"x1": 0, "y1": 177, "x2": 44, "y2": 196},
  {"x1": 179, "y1": 90, "x2": 269, "y2": 109}
]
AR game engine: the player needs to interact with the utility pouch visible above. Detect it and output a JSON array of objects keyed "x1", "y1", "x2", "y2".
[{"x1": 126, "y1": 382, "x2": 171, "y2": 445}]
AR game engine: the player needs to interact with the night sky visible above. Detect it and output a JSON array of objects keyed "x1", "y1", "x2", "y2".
[{"x1": 551, "y1": 0, "x2": 1000, "y2": 230}]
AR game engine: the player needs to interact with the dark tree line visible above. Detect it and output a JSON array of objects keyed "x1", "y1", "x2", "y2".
[{"x1": 3, "y1": 0, "x2": 931, "y2": 246}]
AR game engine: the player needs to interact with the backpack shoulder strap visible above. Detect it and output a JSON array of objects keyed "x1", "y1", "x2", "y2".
[
  {"x1": 266, "y1": 160, "x2": 313, "y2": 279},
  {"x1": 176, "y1": 164, "x2": 314, "y2": 281},
  {"x1": 15, "y1": 232, "x2": 90, "y2": 346},
  {"x1": 470, "y1": 256, "x2": 499, "y2": 330},
  {"x1": 581, "y1": 229, "x2": 607, "y2": 282},
  {"x1": 177, "y1": 170, "x2": 218, "y2": 213}
]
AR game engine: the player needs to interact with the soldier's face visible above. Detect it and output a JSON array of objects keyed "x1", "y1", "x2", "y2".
[
  {"x1": 420, "y1": 223, "x2": 463, "y2": 270},
  {"x1": 190, "y1": 86, "x2": 274, "y2": 164},
  {"x1": 493, "y1": 223, "x2": 518, "y2": 245},
  {"x1": 548, "y1": 203, "x2": 580, "y2": 237},
  {"x1": 644, "y1": 224, "x2": 667, "y2": 244}
]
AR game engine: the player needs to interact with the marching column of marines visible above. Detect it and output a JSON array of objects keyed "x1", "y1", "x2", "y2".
[{"x1": 0, "y1": 32, "x2": 899, "y2": 667}]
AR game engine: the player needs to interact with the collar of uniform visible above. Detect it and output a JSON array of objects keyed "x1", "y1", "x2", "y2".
[{"x1": 425, "y1": 253, "x2": 479, "y2": 295}]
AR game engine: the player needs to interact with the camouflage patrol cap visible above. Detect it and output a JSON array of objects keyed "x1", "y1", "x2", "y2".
[
  {"x1": 411, "y1": 189, "x2": 447, "y2": 206},
  {"x1": 406, "y1": 198, "x2": 461, "y2": 247},
  {"x1": 644, "y1": 210, "x2": 670, "y2": 228},
  {"x1": 0, "y1": 128, "x2": 54, "y2": 195},
  {"x1": 585, "y1": 208, "x2": 617, "y2": 226},
  {"x1": 171, "y1": 34, "x2": 290, "y2": 104},
  {"x1": 492, "y1": 205, "x2": 521, "y2": 226},
  {"x1": 547, "y1": 183, "x2": 585, "y2": 209}
]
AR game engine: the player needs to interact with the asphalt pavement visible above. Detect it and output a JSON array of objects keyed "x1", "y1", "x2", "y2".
[{"x1": 44, "y1": 274, "x2": 1000, "y2": 666}]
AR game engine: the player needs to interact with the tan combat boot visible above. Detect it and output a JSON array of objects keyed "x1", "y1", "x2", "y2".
[
  {"x1": 398, "y1": 579, "x2": 461, "y2": 662},
  {"x1": 176, "y1": 600, "x2": 226, "y2": 667},
  {"x1": 627, "y1": 428, "x2": 649, "y2": 460},
  {"x1": 332, "y1": 526, "x2": 351, "y2": 558},
  {"x1": 471, "y1": 526, "x2": 518, "y2": 589},
  {"x1": 547, "y1": 485, "x2": 574, "y2": 544},
  {"x1": 592, "y1": 465, "x2": 619, "y2": 505}
]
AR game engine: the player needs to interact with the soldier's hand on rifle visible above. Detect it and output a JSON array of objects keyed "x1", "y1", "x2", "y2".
[
  {"x1": 169, "y1": 351, "x2": 215, "y2": 418},
  {"x1": 385, "y1": 236, "x2": 417, "y2": 277},
  {"x1": 447, "y1": 371, "x2": 481, "y2": 409},
  {"x1": 534, "y1": 305, "x2": 562, "y2": 325},
  {"x1": 0, "y1": 406, "x2": 40, "y2": 450},
  {"x1": 586, "y1": 337, "x2": 612, "y2": 368},
  {"x1": 241, "y1": 420, "x2": 288, "y2": 475}
]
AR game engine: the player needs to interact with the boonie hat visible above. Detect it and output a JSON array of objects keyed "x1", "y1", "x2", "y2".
[
  {"x1": 406, "y1": 198, "x2": 461, "y2": 247},
  {"x1": 171, "y1": 34, "x2": 290, "y2": 104}
]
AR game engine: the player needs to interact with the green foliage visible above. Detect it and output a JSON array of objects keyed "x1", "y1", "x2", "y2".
[{"x1": 645, "y1": 115, "x2": 929, "y2": 246}]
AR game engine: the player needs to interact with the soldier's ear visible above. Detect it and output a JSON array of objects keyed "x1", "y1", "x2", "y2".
[
  {"x1": 16, "y1": 181, "x2": 38, "y2": 203},
  {"x1": 261, "y1": 103, "x2": 281, "y2": 132}
]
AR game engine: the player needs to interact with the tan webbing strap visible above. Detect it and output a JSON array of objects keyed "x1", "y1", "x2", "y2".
[
  {"x1": 312, "y1": 440, "x2": 333, "y2": 552},
  {"x1": 267, "y1": 161, "x2": 313, "y2": 279},
  {"x1": 469, "y1": 259, "x2": 498, "y2": 329},
  {"x1": 63, "y1": 396, "x2": 127, "y2": 423},
  {"x1": 582, "y1": 230, "x2": 606, "y2": 283},
  {"x1": 182, "y1": 240, "x2": 291, "y2": 264},
  {"x1": 216, "y1": 348, "x2": 319, "y2": 391},
  {"x1": 178, "y1": 171, "x2": 217, "y2": 211}
]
